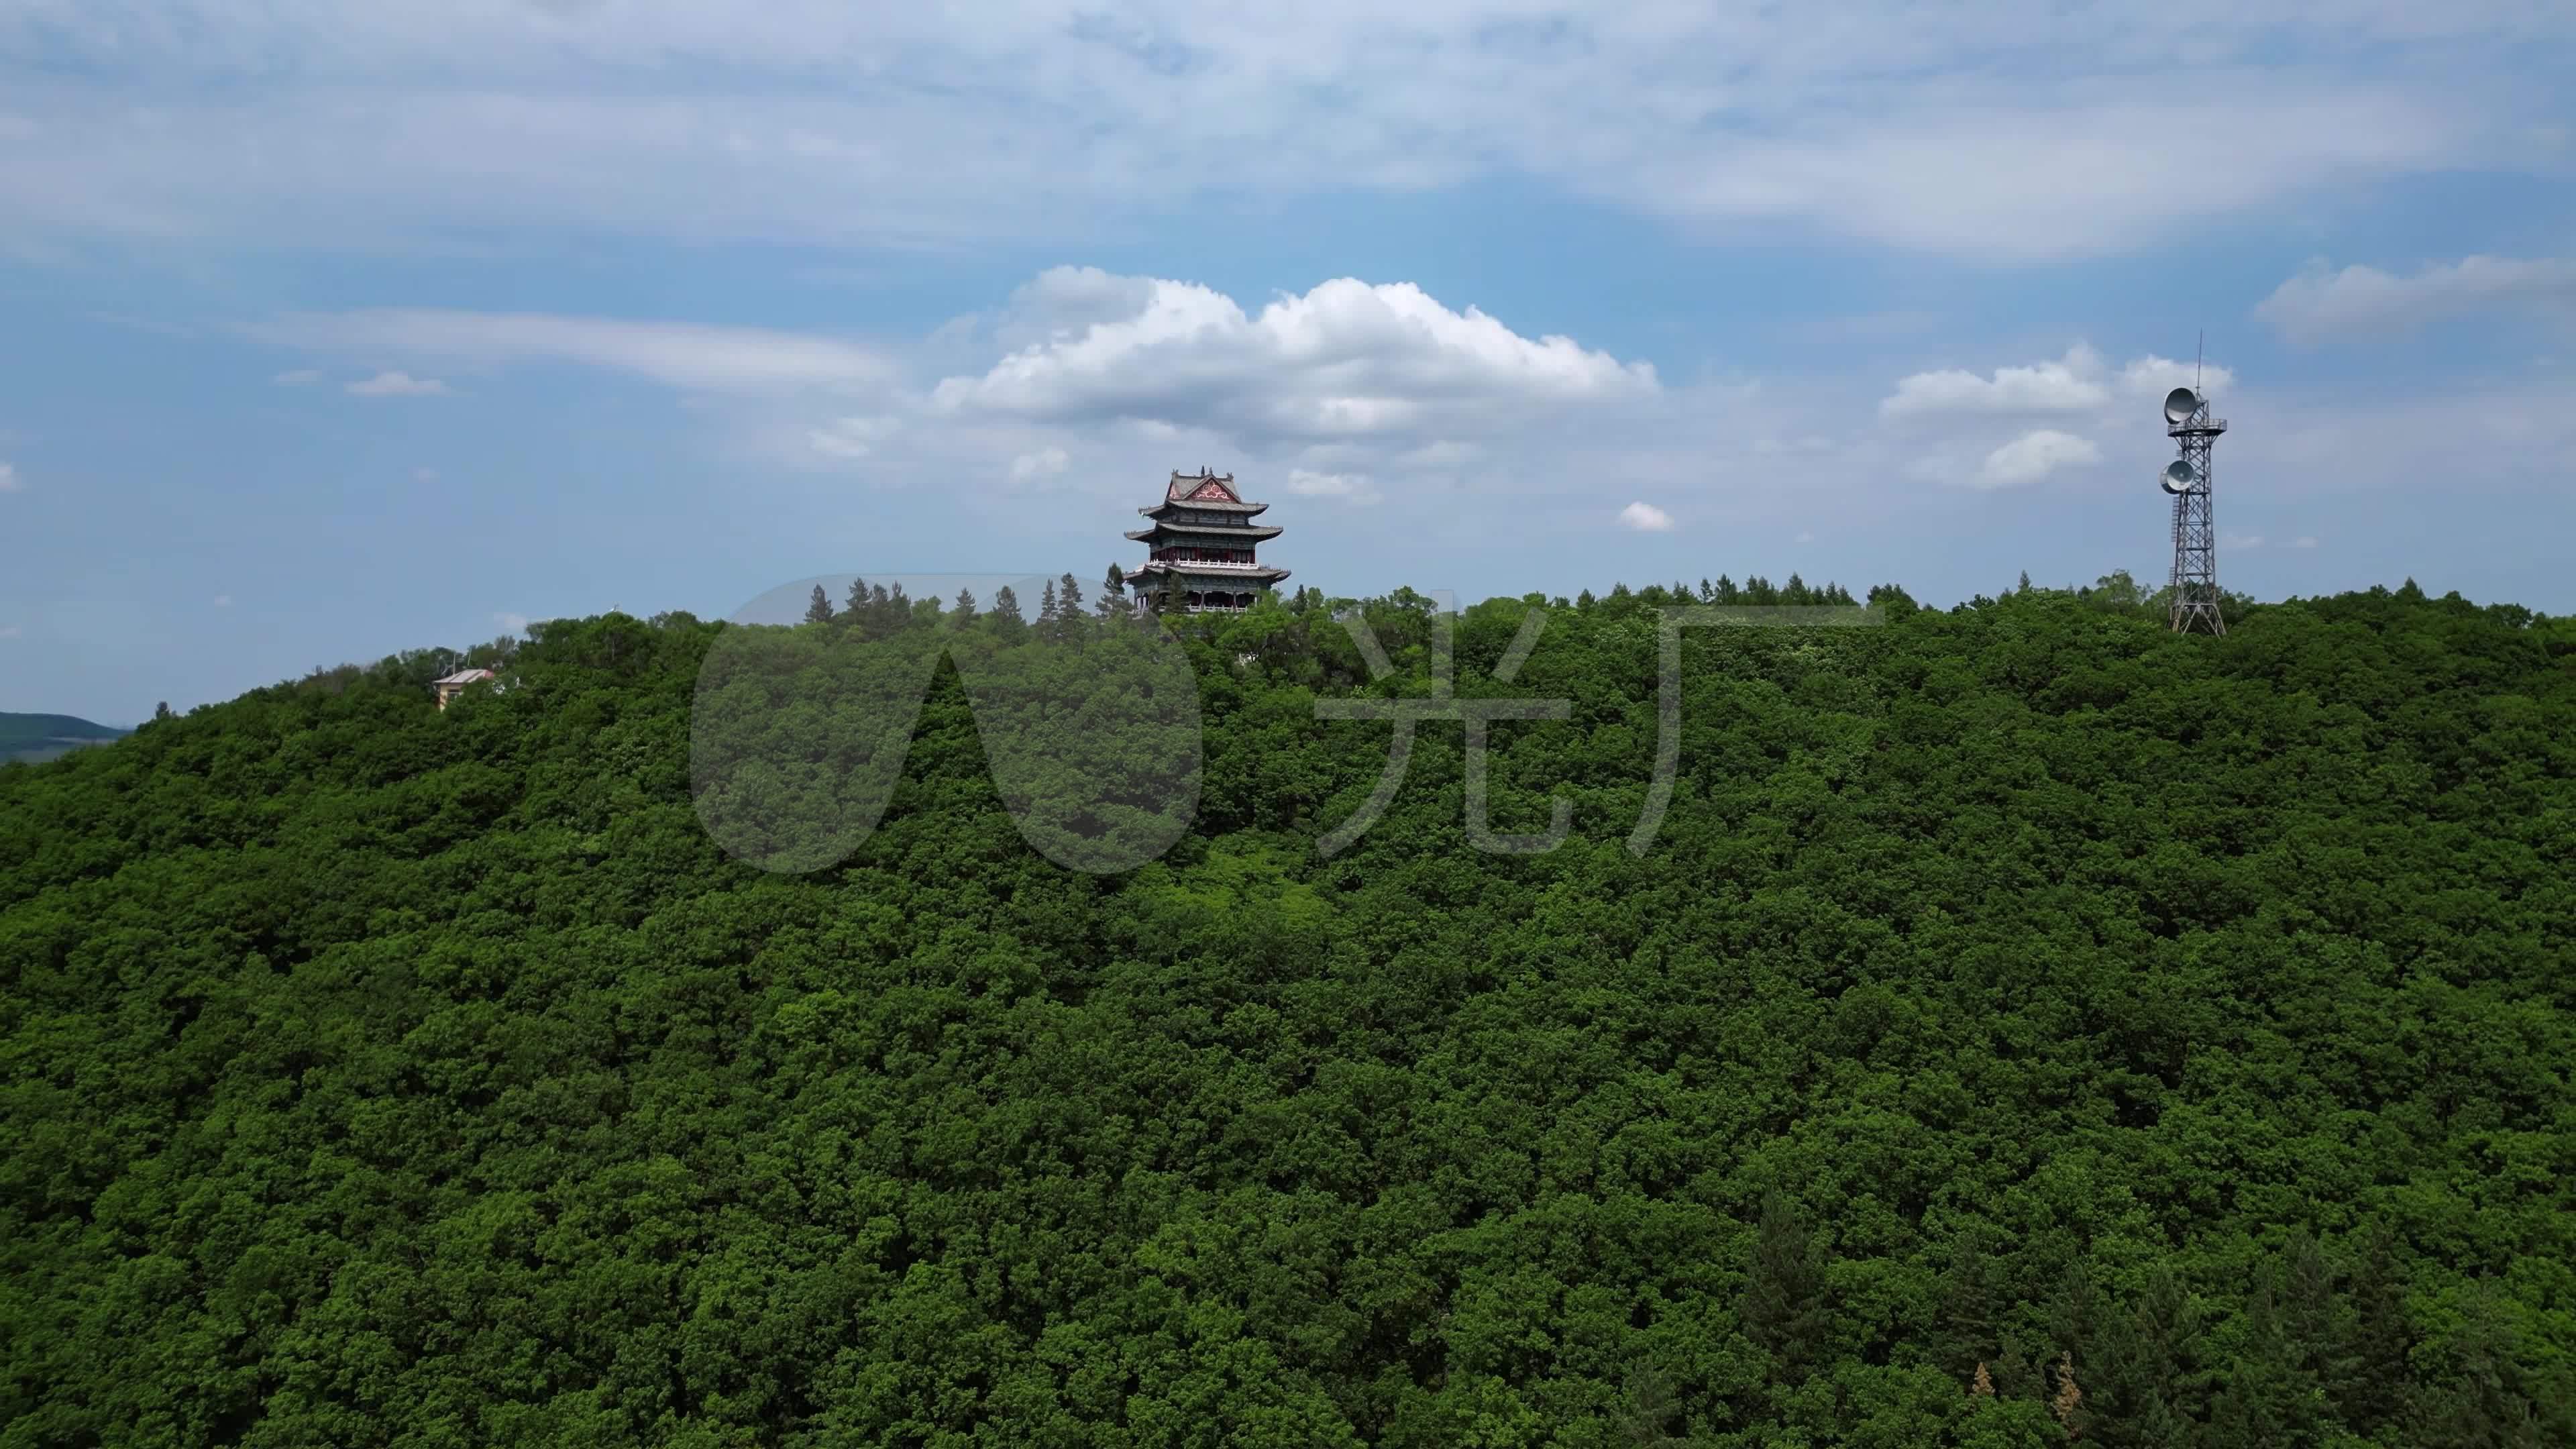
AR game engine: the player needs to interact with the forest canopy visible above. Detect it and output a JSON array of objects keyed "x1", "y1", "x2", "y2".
[{"x1": 2, "y1": 574, "x2": 2571, "y2": 1447}]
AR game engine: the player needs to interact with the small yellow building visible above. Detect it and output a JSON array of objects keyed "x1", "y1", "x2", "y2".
[{"x1": 431, "y1": 668, "x2": 497, "y2": 711}]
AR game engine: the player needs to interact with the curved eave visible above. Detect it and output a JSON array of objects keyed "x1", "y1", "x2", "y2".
[
  {"x1": 1139, "y1": 501, "x2": 1270, "y2": 519},
  {"x1": 1126, "y1": 564, "x2": 1291, "y2": 584},
  {"x1": 1124, "y1": 525, "x2": 1283, "y2": 541}
]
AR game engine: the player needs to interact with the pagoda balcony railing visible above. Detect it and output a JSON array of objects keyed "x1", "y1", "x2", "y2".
[{"x1": 1139, "y1": 558, "x2": 1277, "y2": 572}]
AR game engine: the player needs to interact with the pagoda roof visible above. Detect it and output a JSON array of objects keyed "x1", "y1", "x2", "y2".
[
  {"x1": 1147, "y1": 468, "x2": 1269, "y2": 515},
  {"x1": 1125, "y1": 522, "x2": 1282, "y2": 541},
  {"x1": 1127, "y1": 559, "x2": 1291, "y2": 584}
]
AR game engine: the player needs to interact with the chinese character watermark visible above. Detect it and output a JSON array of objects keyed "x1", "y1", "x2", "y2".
[
  {"x1": 688, "y1": 574, "x2": 1882, "y2": 875},
  {"x1": 1315, "y1": 599, "x2": 1882, "y2": 857}
]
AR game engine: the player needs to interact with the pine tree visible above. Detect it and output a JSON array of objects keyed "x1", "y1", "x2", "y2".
[
  {"x1": 952, "y1": 588, "x2": 979, "y2": 624},
  {"x1": 992, "y1": 585, "x2": 1024, "y2": 625},
  {"x1": 2049, "y1": 1350, "x2": 2085, "y2": 1435},
  {"x1": 1057, "y1": 572, "x2": 1084, "y2": 623},
  {"x1": 152, "y1": 701, "x2": 174, "y2": 722},
  {"x1": 2339, "y1": 1227, "x2": 2412, "y2": 1438},
  {"x1": 804, "y1": 584, "x2": 835, "y2": 625},
  {"x1": 2087, "y1": 1266, "x2": 2201, "y2": 1449},
  {"x1": 1740, "y1": 1191, "x2": 1831, "y2": 1383},
  {"x1": 1939, "y1": 1232, "x2": 2006, "y2": 1380},
  {"x1": 844, "y1": 576, "x2": 872, "y2": 617}
]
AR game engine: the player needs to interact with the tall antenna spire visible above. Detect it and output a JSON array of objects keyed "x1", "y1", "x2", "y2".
[{"x1": 2196, "y1": 329, "x2": 2203, "y2": 391}]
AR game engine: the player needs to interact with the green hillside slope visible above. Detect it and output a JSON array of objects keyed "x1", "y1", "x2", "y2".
[{"x1": 1, "y1": 581, "x2": 2571, "y2": 1447}]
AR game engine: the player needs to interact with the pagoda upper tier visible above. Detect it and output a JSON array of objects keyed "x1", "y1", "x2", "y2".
[{"x1": 1126, "y1": 468, "x2": 1289, "y2": 612}]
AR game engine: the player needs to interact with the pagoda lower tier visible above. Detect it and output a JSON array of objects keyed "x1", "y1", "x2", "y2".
[{"x1": 1126, "y1": 559, "x2": 1291, "y2": 612}]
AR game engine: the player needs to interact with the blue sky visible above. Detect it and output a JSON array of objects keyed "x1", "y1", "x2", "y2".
[{"x1": 3, "y1": 3, "x2": 2573, "y2": 726}]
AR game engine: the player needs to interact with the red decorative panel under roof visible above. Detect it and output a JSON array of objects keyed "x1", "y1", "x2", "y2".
[{"x1": 1165, "y1": 468, "x2": 1245, "y2": 504}]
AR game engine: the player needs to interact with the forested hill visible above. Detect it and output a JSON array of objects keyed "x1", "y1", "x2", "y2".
[
  {"x1": 0, "y1": 712, "x2": 129, "y2": 765},
  {"x1": 3, "y1": 578, "x2": 2572, "y2": 1448}
]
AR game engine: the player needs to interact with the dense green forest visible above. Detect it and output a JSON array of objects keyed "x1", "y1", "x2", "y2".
[{"x1": 3, "y1": 572, "x2": 2572, "y2": 1448}]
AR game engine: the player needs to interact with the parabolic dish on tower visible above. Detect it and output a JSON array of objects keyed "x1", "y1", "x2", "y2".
[
  {"x1": 2161, "y1": 460, "x2": 2197, "y2": 494},
  {"x1": 2163, "y1": 386, "x2": 2202, "y2": 425}
]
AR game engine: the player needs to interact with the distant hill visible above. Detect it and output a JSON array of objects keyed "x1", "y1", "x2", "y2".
[{"x1": 0, "y1": 711, "x2": 131, "y2": 765}]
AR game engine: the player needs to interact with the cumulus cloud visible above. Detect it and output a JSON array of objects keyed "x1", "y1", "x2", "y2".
[
  {"x1": 2256, "y1": 256, "x2": 2576, "y2": 343},
  {"x1": 345, "y1": 370, "x2": 449, "y2": 396},
  {"x1": 808, "y1": 415, "x2": 899, "y2": 460},
  {"x1": 1974, "y1": 429, "x2": 2101, "y2": 489},
  {"x1": 1287, "y1": 468, "x2": 1381, "y2": 505},
  {"x1": 1010, "y1": 446, "x2": 1069, "y2": 481},
  {"x1": 1619, "y1": 500, "x2": 1675, "y2": 531},
  {"x1": 2118, "y1": 354, "x2": 2239, "y2": 400},
  {"x1": 1882, "y1": 347, "x2": 2110, "y2": 417},
  {"x1": 267, "y1": 311, "x2": 897, "y2": 393},
  {"x1": 930, "y1": 270, "x2": 1655, "y2": 451}
]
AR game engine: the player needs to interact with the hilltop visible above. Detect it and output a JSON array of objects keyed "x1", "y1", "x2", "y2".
[
  {"x1": 0, "y1": 711, "x2": 130, "y2": 766},
  {"x1": 1, "y1": 580, "x2": 2570, "y2": 1446}
]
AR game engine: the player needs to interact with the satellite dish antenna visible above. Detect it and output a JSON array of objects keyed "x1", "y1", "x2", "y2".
[
  {"x1": 2163, "y1": 386, "x2": 2202, "y2": 425},
  {"x1": 2161, "y1": 460, "x2": 2197, "y2": 494}
]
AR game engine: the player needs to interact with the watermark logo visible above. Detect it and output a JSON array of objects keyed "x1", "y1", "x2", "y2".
[
  {"x1": 690, "y1": 574, "x2": 1200, "y2": 875},
  {"x1": 1316, "y1": 596, "x2": 1882, "y2": 856},
  {"x1": 688, "y1": 575, "x2": 1879, "y2": 872}
]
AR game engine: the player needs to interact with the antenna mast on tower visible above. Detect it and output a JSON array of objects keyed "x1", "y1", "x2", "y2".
[{"x1": 2158, "y1": 362, "x2": 2227, "y2": 636}]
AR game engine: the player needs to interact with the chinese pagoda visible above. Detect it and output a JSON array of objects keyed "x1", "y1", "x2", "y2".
[{"x1": 1125, "y1": 468, "x2": 1289, "y2": 612}]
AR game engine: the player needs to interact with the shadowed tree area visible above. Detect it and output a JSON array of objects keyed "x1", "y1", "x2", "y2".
[{"x1": 2, "y1": 578, "x2": 2572, "y2": 1446}]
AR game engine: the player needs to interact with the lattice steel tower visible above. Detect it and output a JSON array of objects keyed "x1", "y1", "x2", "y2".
[{"x1": 2159, "y1": 376, "x2": 2227, "y2": 636}]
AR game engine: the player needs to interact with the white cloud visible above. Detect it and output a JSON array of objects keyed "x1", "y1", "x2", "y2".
[
  {"x1": 267, "y1": 311, "x2": 897, "y2": 393},
  {"x1": 2118, "y1": 354, "x2": 2239, "y2": 400},
  {"x1": 2222, "y1": 531, "x2": 2266, "y2": 549},
  {"x1": 213, "y1": 593, "x2": 232, "y2": 606},
  {"x1": 1010, "y1": 445, "x2": 1069, "y2": 480},
  {"x1": 808, "y1": 415, "x2": 899, "y2": 460},
  {"x1": 413, "y1": 466, "x2": 438, "y2": 482},
  {"x1": 0, "y1": 460, "x2": 18, "y2": 492},
  {"x1": 2289, "y1": 535, "x2": 2320, "y2": 548},
  {"x1": 0, "y1": 10, "x2": 2536, "y2": 262},
  {"x1": 0, "y1": 625, "x2": 19, "y2": 639},
  {"x1": 1287, "y1": 468, "x2": 1382, "y2": 505},
  {"x1": 494, "y1": 612, "x2": 530, "y2": 633},
  {"x1": 930, "y1": 270, "x2": 1656, "y2": 450},
  {"x1": 345, "y1": 369, "x2": 449, "y2": 396},
  {"x1": 1882, "y1": 347, "x2": 2110, "y2": 417},
  {"x1": 1619, "y1": 500, "x2": 1675, "y2": 531},
  {"x1": 2257, "y1": 255, "x2": 2576, "y2": 343},
  {"x1": 272, "y1": 368, "x2": 323, "y2": 386},
  {"x1": 1974, "y1": 429, "x2": 2101, "y2": 489}
]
